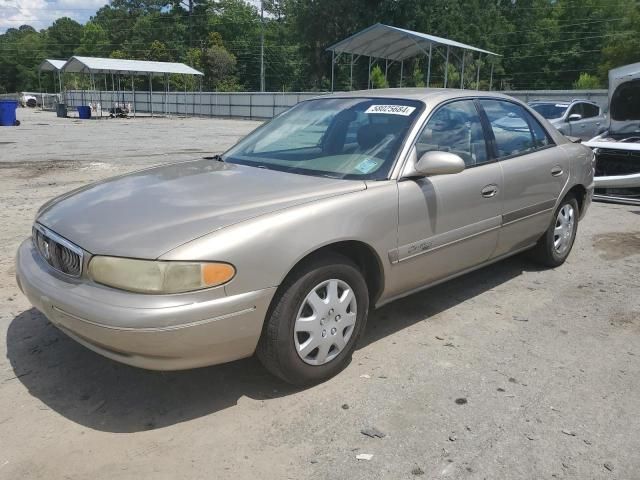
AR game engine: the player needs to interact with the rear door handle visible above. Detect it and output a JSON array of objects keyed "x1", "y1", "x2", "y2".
[
  {"x1": 481, "y1": 185, "x2": 498, "y2": 198},
  {"x1": 551, "y1": 166, "x2": 563, "y2": 177}
]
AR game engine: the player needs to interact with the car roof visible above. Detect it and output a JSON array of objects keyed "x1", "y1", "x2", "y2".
[{"x1": 318, "y1": 88, "x2": 517, "y2": 104}]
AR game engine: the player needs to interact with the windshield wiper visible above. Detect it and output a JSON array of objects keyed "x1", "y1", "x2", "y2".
[{"x1": 203, "y1": 153, "x2": 224, "y2": 162}]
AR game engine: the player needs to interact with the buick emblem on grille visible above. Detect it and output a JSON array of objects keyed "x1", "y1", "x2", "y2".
[{"x1": 32, "y1": 224, "x2": 83, "y2": 277}]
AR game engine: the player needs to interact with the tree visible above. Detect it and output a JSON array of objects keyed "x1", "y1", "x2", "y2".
[
  {"x1": 573, "y1": 72, "x2": 601, "y2": 89},
  {"x1": 369, "y1": 65, "x2": 388, "y2": 88},
  {"x1": 76, "y1": 22, "x2": 110, "y2": 57},
  {"x1": 410, "y1": 60, "x2": 425, "y2": 87},
  {"x1": 45, "y1": 17, "x2": 83, "y2": 59},
  {"x1": 147, "y1": 40, "x2": 173, "y2": 61}
]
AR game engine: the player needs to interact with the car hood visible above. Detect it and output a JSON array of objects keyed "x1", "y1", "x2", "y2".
[
  {"x1": 37, "y1": 159, "x2": 366, "y2": 258},
  {"x1": 608, "y1": 64, "x2": 640, "y2": 135}
]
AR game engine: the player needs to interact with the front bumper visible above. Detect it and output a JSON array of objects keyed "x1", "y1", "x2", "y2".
[{"x1": 16, "y1": 239, "x2": 276, "y2": 370}]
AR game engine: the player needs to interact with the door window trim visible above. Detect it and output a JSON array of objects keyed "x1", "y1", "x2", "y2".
[{"x1": 476, "y1": 97, "x2": 556, "y2": 162}]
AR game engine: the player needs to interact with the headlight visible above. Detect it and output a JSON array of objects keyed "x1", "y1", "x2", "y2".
[{"x1": 88, "y1": 257, "x2": 235, "y2": 294}]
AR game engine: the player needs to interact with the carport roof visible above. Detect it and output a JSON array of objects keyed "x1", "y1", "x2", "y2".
[
  {"x1": 327, "y1": 23, "x2": 500, "y2": 61},
  {"x1": 38, "y1": 59, "x2": 66, "y2": 72},
  {"x1": 61, "y1": 56, "x2": 203, "y2": 76}
]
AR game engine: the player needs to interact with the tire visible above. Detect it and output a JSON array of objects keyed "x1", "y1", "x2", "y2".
[
  {"x1": 257, "y1": 252, "x2": 369, "y2": 386},
  {"x1": 530, "y1": 194, "x2": 579, "y2": 267}
]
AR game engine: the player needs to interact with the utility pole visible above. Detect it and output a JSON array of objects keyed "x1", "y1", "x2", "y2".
[
  {"x1": 260, "y1": 0, "x2": 265, "y2": 92},
  {"x1": 188, "y1": 0, "x2": 193, "y2": 48}
]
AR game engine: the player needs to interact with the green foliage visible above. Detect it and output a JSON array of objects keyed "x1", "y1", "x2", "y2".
[
  {"x1": 410, "y1": 60, "x2": 425, "y2": 87},
  {"x1": 573, "y1": 72, "x2": 601, "y2": 90},
  {"x1": 370, "y1": 65, "x2": 388, "y2": 88},
  {"x1": 1, "y1": 0, "x2": 639, "y2": 93},
  {"x1": 76, "y1": 22, "x2": 110, "y2": 57}
]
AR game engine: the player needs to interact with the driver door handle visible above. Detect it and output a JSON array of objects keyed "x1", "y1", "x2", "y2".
[
  {"x1": 551, "y1": 166, "x2": 563, "y2": 177},
  {"x1": 481, "y1": 185, "x2": 498, "y2": 198}
]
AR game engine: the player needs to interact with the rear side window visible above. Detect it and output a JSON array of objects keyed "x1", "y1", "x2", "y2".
[
  {"x1": 479, "y1": 99, "x2": 545, "y2": 159},
  {"x1": 581, "y1": 103, "x2": 600, "y2": 118}
]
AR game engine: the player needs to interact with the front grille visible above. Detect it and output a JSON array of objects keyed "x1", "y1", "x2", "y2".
[{"x1": 32, "y1": 224, "x2": 83, "y2": 277}]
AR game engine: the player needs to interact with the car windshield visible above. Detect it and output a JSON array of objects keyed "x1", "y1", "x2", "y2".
[
  {"x1": 530, "y1": 103, "x2": 568, "y2": 119},
  {"x1": 222, "y1": 97, "x2": 423, "y2": 180}
]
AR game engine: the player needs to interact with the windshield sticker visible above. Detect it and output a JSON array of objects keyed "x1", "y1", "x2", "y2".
[
  {"x1": 355, "y1": 158, "x2": 378, "y2": 174},
  {"x1": 365, "y1": 105, "x2": 416, "y2": 116},
  {"x1": 555, "y1": 104, "x2": 569, "y2": 107}
]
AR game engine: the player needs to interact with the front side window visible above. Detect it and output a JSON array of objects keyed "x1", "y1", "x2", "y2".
[
  {"x1": 223, "y1": 97, "x2": 423, "y2": 180},
  {"x1": 568, "y1": 103, "x2": 585, "y2": 118},
  {"x1": 480, "y1": 99, "x2": 541, "y2": 159},
  {"x1": 416, "y1": 100, "x2": 489, "y2": 167}
]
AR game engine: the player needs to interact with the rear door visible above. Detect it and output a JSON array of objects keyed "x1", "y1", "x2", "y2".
[
  {"x1": 567, "y1": 102, "x2": 601, "y2": 139},
  {"x1": 390, "y1": 99, "x2": 503, "y2": 297},
  {"x1": 477, "y1": 99, "x2": 569, "y2": 257}
]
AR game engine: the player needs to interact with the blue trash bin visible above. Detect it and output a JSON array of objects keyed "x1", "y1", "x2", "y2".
[
  {"x1": 0, "y1": 99, "x2": 18, "y2": 127},
  {"x1": 77, "y1": 105, "x2": 91, "y2": 119}
]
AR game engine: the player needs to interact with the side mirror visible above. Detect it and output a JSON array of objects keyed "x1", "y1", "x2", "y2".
[
  {"x1": 414, "y1": 151, "x2": 466, "y2": 176},
  {"x1": 568, "y1": 113, "x2": 582, "y2": 122}
]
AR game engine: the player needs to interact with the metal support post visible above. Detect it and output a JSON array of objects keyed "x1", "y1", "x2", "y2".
[
  {"x1": 489, "y1": 62, "x2": 494, "y2": 91},
  {"x1": 460, "y1": 51, "x2": 465, "y2": 89},
  {"x1": 350, "y1": 53, "x2": 354, "y2": 90},
  {"x1": 331, "y1": 50, "x2": 335, "y2": 92},
  {"x1": 149, "y1": 74, "x2": 153, "y2": 117},
  {"x1": 427, "y1": 44, "x2": 432, "y2": 87},
  {"x1": 444, "y1": 46, "x2": 450, "y2": 88}
]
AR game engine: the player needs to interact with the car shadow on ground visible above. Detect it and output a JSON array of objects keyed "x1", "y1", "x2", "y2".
[{"x1": 6, "y1": 255, "x2": 539, "y2": 433}]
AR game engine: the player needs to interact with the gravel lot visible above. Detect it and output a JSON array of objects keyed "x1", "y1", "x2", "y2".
[{"x1": 1, "y1": 109, "x2": 639, "y2": 479}]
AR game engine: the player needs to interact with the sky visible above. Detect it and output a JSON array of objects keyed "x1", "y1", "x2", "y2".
[
  {"x1": 0, "y1": 0, "x2": 263, "y2": 33},
  {"x1": 0, "y1": 0, "x2": 107, "y2": 33}
]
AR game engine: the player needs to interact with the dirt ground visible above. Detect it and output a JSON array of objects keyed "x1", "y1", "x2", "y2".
[{"x1": 0, "y1": 109, "x2": 639, "y2": 479}]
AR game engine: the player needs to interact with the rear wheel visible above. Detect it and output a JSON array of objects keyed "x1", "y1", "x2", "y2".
[
  {"x1": 257, "y1": 253, "x2": 369, "y2": 386},
  {"x1": 531, "y1": 195, "x2": 579, "y2": 267}
]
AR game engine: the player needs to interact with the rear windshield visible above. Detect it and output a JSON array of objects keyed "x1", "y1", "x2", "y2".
[
  {"x1": 530, "y1": 103, "x2": 568, "y2": 119},
  {"x1": 611, "y1": 79, "x2": 640, "y2": 121}
]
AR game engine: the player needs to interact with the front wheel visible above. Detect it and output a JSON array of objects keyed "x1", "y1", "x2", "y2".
[
  {"x1": 530, "y1": 195, "x2": 579, "y2": 267},
  {"x1": 257, "y1": 253, "x2": 369, "y2": 386}
]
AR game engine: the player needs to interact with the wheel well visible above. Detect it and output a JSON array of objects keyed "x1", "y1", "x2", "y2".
[
  {"x1": 292, "y1": 241, "x2": 384, "y2": 305},
  {"x1": 566, "y1": 184, "x2": 587, "y2": 214}
]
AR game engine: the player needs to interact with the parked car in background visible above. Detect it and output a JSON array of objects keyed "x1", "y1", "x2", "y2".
[
  {"x1": 19, "y1": 93, "x2": 37, "y2": 108},
  {"x1": 16, "y1": 89, "x2": 594, "y2": 385},
  {"x1": 585, "y1": 62, "x2": 640, "y2": 205},
  {"x1": 529, "y1": 99, "x2": 607, "y2": 140}
]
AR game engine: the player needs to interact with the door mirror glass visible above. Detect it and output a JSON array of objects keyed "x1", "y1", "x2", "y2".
[
  {"x1": 568, "y1": 113, "x2": 582, "y2": 122},
  {"x1": 415, "y1": 151, "x2": 466, "y2": 176}
]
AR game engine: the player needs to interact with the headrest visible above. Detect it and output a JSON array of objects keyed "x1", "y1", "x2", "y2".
[{"x1": 357, "y1": 124, "x2": 389, "y2": 150}]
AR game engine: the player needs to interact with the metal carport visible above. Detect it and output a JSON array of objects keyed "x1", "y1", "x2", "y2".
[
  {"x1": 38, "y1": 59, "x2": 65, "y2": 93},
  {"x1": 61, "y1": 56, "x2": 204, "y2": 118},
  {"x1": 326, "y1": 23, "x2": 500, "y2": 91}
]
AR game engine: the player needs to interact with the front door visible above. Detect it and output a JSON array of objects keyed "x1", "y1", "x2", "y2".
[
  {"x1": 389, "y1": 99, "x2": 503, "y2": 298},
  {"x1": 567, "y1": 102, "x2": 601, "y2": 139}
]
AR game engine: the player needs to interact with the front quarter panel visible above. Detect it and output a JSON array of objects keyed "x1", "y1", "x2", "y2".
[{"x1": 160, "y1": 181, "x2": 399, "y2": 299}]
